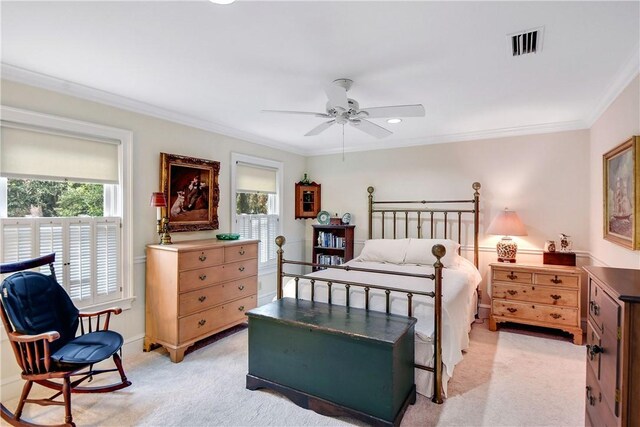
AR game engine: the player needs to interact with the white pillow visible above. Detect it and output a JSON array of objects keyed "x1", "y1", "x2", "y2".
[
  {"x1": 355, "y1": 239, "x2": 410, "y2": 264},
  {"x1": 403, "y1": 238, "x2": 461, "y2": 267}
]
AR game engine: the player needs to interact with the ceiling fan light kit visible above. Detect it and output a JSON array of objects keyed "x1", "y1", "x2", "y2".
[{"x1": 263, "y1": 78, "x2": 425, "y2": 139}]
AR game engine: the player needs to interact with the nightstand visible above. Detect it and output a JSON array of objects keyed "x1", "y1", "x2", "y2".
[{"x1": 489, "y1": 262, "x2": 583, "y2": 345}]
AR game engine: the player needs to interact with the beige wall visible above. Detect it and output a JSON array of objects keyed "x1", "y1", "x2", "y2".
[
  {"x1": 0, "y1": 80, "x2": 308, "y2": 398},
  {"x1": 589, "y1": 75, "x2": 640, "y2": 268},
  {"x1": 306, "y1": 130, "x2": 592, "y2": 308}
]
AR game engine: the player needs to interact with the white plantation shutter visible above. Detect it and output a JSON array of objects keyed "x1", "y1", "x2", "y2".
[
  {"x1": 95, "y1": 219, "x2": 120, "y2": 300},
  {"x1": 68, "y1": 221, "x2": 93, "y2": 301},
  {"x1": 237, "y1": 214, "x2": 278, "y2": 264},
  {"x1": 38, "y1": 220, "x2": 64, "y2": 278},
  {"x1": 1, "y1": 221, "x2": 34, "y2": 262}
]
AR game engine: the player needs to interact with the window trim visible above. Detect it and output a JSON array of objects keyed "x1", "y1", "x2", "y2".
[
  {"x1": 230, "y1": 152, "x2": 283, "y2": 273},
  {"x1": 0, "y1": 105, "x2": 134, "y2": 310}
]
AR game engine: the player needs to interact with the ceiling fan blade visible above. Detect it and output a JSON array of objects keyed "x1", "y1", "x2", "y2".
[
  {"x1": 262, "y1": 109, "x2": 331, "y2": 118},
  {"x1": 360, "y1": 104, "x2": 425, "y2": 119},
  {"x1": 305, "y1": 120, "x2": 336, "y2": 136},
  {"x1": 324, "y1": 85, "x2": 349, "y2": 111},
  {"x1": 349, "y1": 119, "x2": 392, "y2": 139}
]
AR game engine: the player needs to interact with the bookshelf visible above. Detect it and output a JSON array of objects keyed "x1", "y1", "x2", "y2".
[{"x1": 312, "y1": 224, "x2": 355, "y2": 271}]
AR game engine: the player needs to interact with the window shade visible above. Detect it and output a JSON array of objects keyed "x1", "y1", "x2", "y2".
[
  {"x1": 0, "y1": 125, "x2": 119, "y2": 184},
  {"x1": 236, "y1": 163, "x2": 276, "y2": 194}
]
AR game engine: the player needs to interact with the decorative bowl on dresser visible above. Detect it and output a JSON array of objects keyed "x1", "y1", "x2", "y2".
[
  {"x1": 489, "y1": 263, "x2": 583, "y2": 344},
  {"x1": 583, "y1": 266, "x2": 640, "y2": 427},
  {"x1": 144, "y1": 238, "x2": 259, "y2": 362}
]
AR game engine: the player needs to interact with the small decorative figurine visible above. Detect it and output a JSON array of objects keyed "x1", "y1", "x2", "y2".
[
  {"x1": 301, "y1": 173, "x2": 311, "y2": 185},
  {"x1": 545, "y1": 240, "x2": 556, "y2": 252},
  {"x1": 559, "y1": 234, "x2": 571, "y2": 252}
]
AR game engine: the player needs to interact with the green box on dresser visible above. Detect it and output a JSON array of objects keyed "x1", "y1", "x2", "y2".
[{"x1": 246, "y1": 298, "x2": 416, "y2": 427}]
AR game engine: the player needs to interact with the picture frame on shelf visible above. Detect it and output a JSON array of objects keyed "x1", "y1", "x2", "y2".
[
  {"x1": 160, "y1": 152, "x2": 220, "y2": 232},
  {"x1": 602, "y1": 136, "x2": 639, "y2": 250}
]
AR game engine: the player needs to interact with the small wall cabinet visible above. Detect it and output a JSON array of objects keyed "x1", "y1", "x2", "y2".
[
  {"x1": 295, "y1": 182, "x2": 321, "y2": 219},
  {"x1": 312, "y1": 224, "x2": 355, "y2": 270}
]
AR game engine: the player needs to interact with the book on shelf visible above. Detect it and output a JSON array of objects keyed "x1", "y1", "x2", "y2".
[
  {"x1": 315, "y1": 253, "x2": 345, "y2": 270},
  {"x1": 317, "y1": 232, "x2": 346, "y2": 249}
]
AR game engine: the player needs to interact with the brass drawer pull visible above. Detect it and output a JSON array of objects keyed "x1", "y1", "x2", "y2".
[
  {"x1": 507, "y1": 290, "x2": 518, "y2": 296},
  {"x1": 238, "y1": 285, "x2": 245, "y2": 291},
  {"x1": 199, "y1": 253, "x2": 207, "y2": 262},
  {"x1": 586, "y1": 386, "x2": 596, "y2": 406},
  {"x1": 590, "y1": 301, "x2": 600, "y2": 316},
  {"x1": 507, "y1": 307, "x2": 518, "y2": 313},
  {"x1": 551, "y1": 275, "x2": 562, "y2": 284},
  {"x1": 198, "y1": 319, "x2": 206, "y2": 327},
  {"x1": 238, "y1": 305, "x2": 245, "y2": 311},
  {"x1": 550, "y1": 313, "x2": 562, "y2": 319},
  {"x1": 198, "y1": 296, "x2": 207, "y2": 303},
  {"x1": 239, "y1": 249, "x2": 245, "y2": 255},
  {"x1": 199, "y1": 274, "x2": 207, "y2": 281},
  {"x1": 587, "y1": 344, "x2": 604, "y2": 360},
  {"x1": 550, "y1": 294, "x2": 561, "y2": 300},
  {"x1": 507, "y1": 272, "x2": 518, "y2": 280},
  {"x1": 239, "y1": 266, "x2": 245, "y2": 272}
]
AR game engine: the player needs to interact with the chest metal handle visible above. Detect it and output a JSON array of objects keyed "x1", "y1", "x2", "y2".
[
  {"x1": 198, "y1": 319, "x2": 206, "y2": 327},
  {"x1": 239, "y1": 249, "x2": 245, "y2": 255},
  {"x1": 198, "y1": 296, "x2": 207, "y2": 303},
  {"x1": 590, "y1": 301, "x2": 600, "y2": 316},
  {"x1": 507, "y1": 307, "x2": 518, "y2": 313},
  {"x1": 239, "y1": 266, "x2": 245, "y2": 272},
  {"x1": 507, "y1": 272, "x2": 518, "y2": 280},
  {"x1": 238, "y1": 305, "x2": 245, "y2": 311},
  {"x1": 550, "y1": 313, "x2": 562, "y2": 319},
  {"x1": 551, "y1": 275, "x2": 562, "y2": 284},
  {"x1": 507, "y1": 290, "x2": 518, "y2": 296},
  {"x1": 550, "y1": 294, "x2": 561, "y2": 300},
  {"x1": 199, "y1": 274, "x2": 207, "y2": 281},
  {"x1": 238, "y1": 285, "x2": 245, "y2": 291},
  {"x1": 199, "y1": 253, "x2": 207, "y2": 262}
]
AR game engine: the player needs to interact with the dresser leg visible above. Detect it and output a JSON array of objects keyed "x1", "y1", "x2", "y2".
[
  {"x1": 167, "y1": 346, "x2": 187, "y2": 363},
  {"x1": 488, "y1": 316, "x2": 497, "y2": 331},
  {"x1": 143, "y1": 337, "x2": 153, "y2": 352},
  {"x1": 569, "y1": 329, "x2": 583, "y2": 345}
]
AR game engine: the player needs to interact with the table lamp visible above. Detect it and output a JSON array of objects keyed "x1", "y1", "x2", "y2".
[
  {"x1": 487, "y1": 208, "x2": 527, "y2": 263},
  {"x1": 150, "y1": 192, "x2": 172, "y2": 245}
]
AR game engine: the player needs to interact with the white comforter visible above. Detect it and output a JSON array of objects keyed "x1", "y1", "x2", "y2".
[{"x1": 282, "y1": 259, "x2": 481, "y2": 395}]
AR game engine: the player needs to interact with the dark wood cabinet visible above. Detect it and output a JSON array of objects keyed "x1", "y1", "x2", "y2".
[
  {"x1": 583, "y1": 266, "x2": 640, "y2": 427},
  {"x1": 312, "y1": 224, "x2": 355, "y2": 270},
  {"x1": 295, "y1": 182, "x2": 321, "y2": 219}
]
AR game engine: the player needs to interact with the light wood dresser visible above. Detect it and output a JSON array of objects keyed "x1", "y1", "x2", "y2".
[
  {"x1": 144, "y1": 238, "x2": 259, "y2": 362},
  {"x1": 489, "y1": 263, "x2": 583, "y2": 344},
  {"x1": 584, "y1": 266, "x2": 640, "y2": 427}
]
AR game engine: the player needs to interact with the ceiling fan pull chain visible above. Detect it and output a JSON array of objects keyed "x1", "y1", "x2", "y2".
[{"x1": 342, "y1": 124, "x2": 345, "y2": 162}]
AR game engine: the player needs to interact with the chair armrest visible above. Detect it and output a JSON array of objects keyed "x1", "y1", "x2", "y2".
[
  {"x1": 9, "y1": 330, "x2": 60, "y2": 343},
  {"x1": 79, "y1": 307, "x2": 123, "y2": 317},
  {"x1": 78, "y1": 307, "x2": 122, "y2": 333}
]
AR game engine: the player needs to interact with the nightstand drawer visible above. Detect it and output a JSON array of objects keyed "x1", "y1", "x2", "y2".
[
  {"x1": 535, "y1": 273, "x2": 578, "y2": 289},
  {"x1": 492, "y1": 283, "x2": 578, "y2": 307},
  {"x1": 492, "y1": 300, "x2": 578, "y2": 327},
  {"x1": 493, "y1": 269, "x2": 532, "y2": 284}
]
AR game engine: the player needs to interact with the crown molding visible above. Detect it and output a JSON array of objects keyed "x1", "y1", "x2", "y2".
[
  {"x1": 585, "y1": 43, "x2": 640, "y2": 127},
  {"x1": 1, "y1": 63, "x2": 308, "y2": 156},
  {"x1": 307, "y1": 119, "x2": 588, "y2": 156}
]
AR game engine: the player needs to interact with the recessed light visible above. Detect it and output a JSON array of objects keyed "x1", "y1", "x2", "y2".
[
  {"x1": 387, "y1": 118, "x2": 402, "y2": 124},
  {"x1": 209, "y1": 0, "x2": 236, "y2": 4}
]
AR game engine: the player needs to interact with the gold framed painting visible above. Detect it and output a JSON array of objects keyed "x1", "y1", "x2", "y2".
[
  {"x1": 160, "y1": 153, "x2": 220, "y2": 232},
  {"x1": 603, "y1": 136, "x2": 639, "y2": 250}
]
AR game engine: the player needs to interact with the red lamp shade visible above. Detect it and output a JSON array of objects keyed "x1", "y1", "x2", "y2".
[{"x1": 150, "y1": 192, "x2": 167, "y2": 208}]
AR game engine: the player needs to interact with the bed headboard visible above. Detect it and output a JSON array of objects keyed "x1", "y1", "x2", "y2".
[{"x1": 367, "y1": 182, "x2": 481, "y2": 267}]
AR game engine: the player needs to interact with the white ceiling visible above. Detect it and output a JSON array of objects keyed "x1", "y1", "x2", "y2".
[{"x1": 1, "y1": 1, "x2": 639, "y2": 156}]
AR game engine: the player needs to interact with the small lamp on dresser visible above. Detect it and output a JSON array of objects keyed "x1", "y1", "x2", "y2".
[
  {"x1": 150, "y1": 192, "x2": 172, "y2": 245},
  {"x1": 487, "y1": 208, "x2": 527, "y2": 262}
]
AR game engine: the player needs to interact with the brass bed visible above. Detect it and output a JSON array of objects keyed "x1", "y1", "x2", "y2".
[{"x1": 274, "y1": 183, "x2": 481, "y2": 404}]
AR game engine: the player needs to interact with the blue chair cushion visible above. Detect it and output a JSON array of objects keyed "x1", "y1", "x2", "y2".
[
  {"x1": 52, "y1": 330, "x2": 124, "y2": 370},
  {"x1": 1, "y1": 271, "x2": 79, "y2": 353}
]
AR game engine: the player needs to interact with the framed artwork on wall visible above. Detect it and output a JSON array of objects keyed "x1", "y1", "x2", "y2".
[
  {"x1": 160, "y1": 152, "x2": 220, "y2": 232},
  {"x1": 603, "y1": 136, "x2": 639, "y2": 250}
]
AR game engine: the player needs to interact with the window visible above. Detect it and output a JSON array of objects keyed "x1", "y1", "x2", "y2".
[
  {"x1": 231, "y1": 153, "x2": 282, "y2": 271},
  {"x1": 0, "y1": 106, "x2": 133, "y2": 310}
]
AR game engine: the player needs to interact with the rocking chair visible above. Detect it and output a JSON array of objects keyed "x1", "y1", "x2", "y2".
[{"x1": 0, "y1": 253, "x2": 132, "y2": 427}]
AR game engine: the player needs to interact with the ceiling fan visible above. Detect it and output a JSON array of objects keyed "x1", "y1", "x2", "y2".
[{"x1": 263, "y1": 79, "x2": 425, "y2": 139}]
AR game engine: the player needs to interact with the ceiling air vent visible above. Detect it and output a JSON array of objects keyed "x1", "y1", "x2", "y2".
[{"x1": 508, "y1": 27, "x2": 544, "y2": 57}]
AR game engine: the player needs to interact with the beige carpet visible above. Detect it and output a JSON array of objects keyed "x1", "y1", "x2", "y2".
[{"x1": 3, "y1": 321, "x2": 586, "y2": 426}]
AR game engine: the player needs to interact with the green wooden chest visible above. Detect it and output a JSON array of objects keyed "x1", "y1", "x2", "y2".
[{"x1": 246, "y1": 298, "x2": 416, "y2": 426}]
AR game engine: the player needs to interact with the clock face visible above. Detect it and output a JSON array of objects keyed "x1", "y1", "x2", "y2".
[{"x1": 341, "y1": 212, "x2": 351, "y2": 224}]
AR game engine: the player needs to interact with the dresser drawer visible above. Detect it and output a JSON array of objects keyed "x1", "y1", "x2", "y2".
[
  {"x1": 492, "y1": 283, "x2": 578, "y2": 307},
  {"x1": 179, "y1": 276, "x2": 258, "y2": 316},
  {"x1": 179, "y1": 265, "x2": 225, "y2": 292},
  {"x1": 220, "y1": 259, "x2": 258, "y2": 282},
  {"x1": 493, "y1": 269, "x2": 532, "y2": 284},
  {"x1": 179, "y1": 247, "x2": 223, "y2": 271},
  {"x1": 586, "y1": 362, "x2": 617, "y2": 427},
  {"x1": 492, "y1": 300, "x2": 578, "y2": 327},
  {"x1": 225, "y1": 243, "x2": 258, "y2": 263},
  {"x1": 179, "y1": 295, "x2": 256, "y2": 342},
  {"x1": 534, "y1": 273, "x2": 578, "y2": 288}
]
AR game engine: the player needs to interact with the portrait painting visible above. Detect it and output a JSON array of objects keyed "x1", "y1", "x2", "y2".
[
  {"x1": 160, "y1": 153, "x2": 220, "y2": 232},
  {"x1": 603, "y1": 136, "x2": 639, "y2": 250}
]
